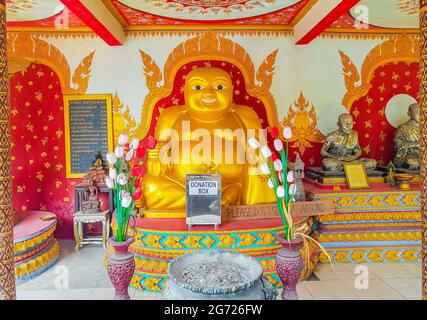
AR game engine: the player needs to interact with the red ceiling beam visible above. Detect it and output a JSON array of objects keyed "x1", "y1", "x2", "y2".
[
  {"x1": 60, "y1": 0, "x2": 123, "y2": 46},
  {"x1": 295, "y1": 0, "x2": 360, "y2": 45}
]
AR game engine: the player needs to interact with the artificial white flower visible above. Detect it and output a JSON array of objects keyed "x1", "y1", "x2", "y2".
[
  {"x1": 260, "y1": 146, "x2": 272, "y2": 158},
  {"x1": 115, "y1": 146, "x2": 124, "y2": 158},
  {"x1": 260, "y1": 163, "x2": 270, "y2": 175},
  {"x1": 121, "y1": 191, "x2": 132, "y2": 208},
  {"x1": 287, "y1": 171, "x2": 294, "y2": 183},
  {"x1": 273, "y1": 159, "x2": 283, "y2": 171},
  {"x1": 105, "y1": 177, "x2": 115, "y2": 189},
  {"x1": 268, "y1": 178, "x2": 274, "y2": 189},
  {"x1": 117, "y1": 173, "x2": 127, "y2": 186},
  {"x1": 278, "y1": 171, "x2": 284, "y2": 182},
  {"x1": 274, "y1": 139, "x2": 283, "y2": 151},
  {"x1": 106, "y1": 152, "x2": 117, "y2": 165},
  {"x1": 248, "y1": 138, "x2": 260, "y2": 150},
  {"x1": 109, "y1": 167, "x2": 118, "y2": 180},
  {"x1": 125, "y1": 149, "x2": 134, "y2": 161},
  {"x1": 276, "y1": 186, "x2": 285, "y2": 198},
  {"x1": 129, "y1": 138, "x2": 139, "y2": 150},
  {"x1": 118, "y1": 133, "x2": 128, "y2": 146},
  {"x1": 283, "y1": 127, "x2": 293, "y2": 140}
]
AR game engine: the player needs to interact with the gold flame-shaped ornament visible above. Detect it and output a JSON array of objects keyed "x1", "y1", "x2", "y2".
[{"x1": 281, "y1": 92, "x2": 325, "y2": 155}]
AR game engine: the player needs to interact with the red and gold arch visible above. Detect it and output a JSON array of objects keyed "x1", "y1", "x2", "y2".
[
  {"x1": 136, "y1": 31, "x2": 280, "y2": 141},
  {"x1": 340, "y1": 34, "x2": 420, "y2": 165}
]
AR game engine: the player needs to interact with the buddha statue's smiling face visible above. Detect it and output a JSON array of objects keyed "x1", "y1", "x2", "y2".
[{"x1": 184, "y1": 67, "x2": 233, "y2": 121}]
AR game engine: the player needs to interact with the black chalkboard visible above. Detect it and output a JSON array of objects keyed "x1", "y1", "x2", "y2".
[{"x1": 64, "y1": 95, "x2": 113, "y2": 178}]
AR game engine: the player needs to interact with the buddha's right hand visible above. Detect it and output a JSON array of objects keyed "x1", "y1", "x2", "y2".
[
  {"x1": 146, "y1": 145, "x2": 168, "y2": 176},
  {"x1": 147, "y1": 158, "x2": 162, "y2": 176}
]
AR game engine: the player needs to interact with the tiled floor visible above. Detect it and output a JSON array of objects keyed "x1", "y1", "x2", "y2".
[{"x1": 16, "y1": 240, "x2": 422, "y2": 300}]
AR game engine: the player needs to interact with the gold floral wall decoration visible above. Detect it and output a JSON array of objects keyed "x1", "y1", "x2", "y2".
[
  {"x1": 71, "y1": 51, "x2": 95, "y2": 94},
  {"x1": 339, "y1": 33, "x2": 419, "y2": 111},
  {"x1": 7, "y1": 32, "x2": 95, "y2": 95},
  {"x1": 112, "y1": 92, "x2": 138, "y2": 143},
  {"x1": 398, "y1": 0, "x2": 418, "y2": 15},
  {"x1": 281, "y1": 91, "x2": 325, "y2": 155},
  {"x1": 6, "y1": 0, "x2": 36, "y2": 14}
]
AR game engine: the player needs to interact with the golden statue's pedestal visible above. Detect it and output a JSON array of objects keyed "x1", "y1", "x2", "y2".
[
  {"x1": 109, "y1": 214, "x2": 320, "y2": 292},
  {"x1": 304, "y1": 181, "x2": 422, "y2": 264}
]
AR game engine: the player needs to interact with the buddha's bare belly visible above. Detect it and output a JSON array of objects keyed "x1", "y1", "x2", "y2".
[
  {"x1": 169, "y1": 116, "x2": 246, "y2": 184},
  {"x1": 170, "y1": 139, "x2": 245, "y2": 184}
]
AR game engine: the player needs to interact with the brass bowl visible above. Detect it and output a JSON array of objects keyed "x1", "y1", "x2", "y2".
[{"x1": 394, "y1": 173, "x2": 414, "y2": 190}]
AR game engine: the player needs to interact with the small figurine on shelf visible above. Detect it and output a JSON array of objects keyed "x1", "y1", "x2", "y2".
[
  {"x1": 83, "y1": 151, "x2": 108, "y2": 185},
  {"x1": 81, "y1": 179, "x2": 102, "y2": 214},
  {"x1": 290, "y1": 152, "x2": 306, "y2": 202},
  {"x1": 385, "y1": 161, "x2": 396, "y2": 187}
]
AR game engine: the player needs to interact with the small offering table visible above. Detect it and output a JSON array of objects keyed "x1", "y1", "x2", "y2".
[
  {"x1": 73, "y1": 210, "x2": 111, "y2": 250},
  {"x1": 305, "y1": 181, "x2": 422, "y2": 264}
]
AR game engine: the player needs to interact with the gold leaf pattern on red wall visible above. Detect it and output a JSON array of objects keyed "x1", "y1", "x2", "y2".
[
  {"x1": 10, "y1": 63, "x2": 77, "y2": 238},
  {"x1": 350, "y1": 61, "x2": 420, "y2": 166}
]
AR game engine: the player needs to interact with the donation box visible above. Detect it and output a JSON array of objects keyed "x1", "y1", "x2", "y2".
[{"x1": 186, "y1": 174, "x2": 222, "y2": 226}]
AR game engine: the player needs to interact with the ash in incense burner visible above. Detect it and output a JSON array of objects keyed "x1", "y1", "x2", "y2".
[
  {"x1": 163, "y1": 250, "x2": 277, "y2": 300},
  {"x1": 180, "y1": 261, "x2": 249, "y2": 289}
]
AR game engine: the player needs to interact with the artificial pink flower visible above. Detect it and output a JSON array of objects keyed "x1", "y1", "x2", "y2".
[
  {"x1": 147, "y1": 137, "x2": 157, "y2": 149},
  {"x1": 132, "y1": 189, "x2": 143, "y2": 200},
  {"x1": 269, "y1": 127, "x2": 280, "y2": 138},
  {"x1": 132, "y1": 165, "x2": 142, "y2": 177},
  {"x1": 134, "y1": 178, "x2": 141, "y2": 188}
]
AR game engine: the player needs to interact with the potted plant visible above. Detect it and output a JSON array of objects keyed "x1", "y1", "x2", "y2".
[
  {"x1": 105, "y1": 133, "x2": 156, "y2": 300},
  {"x1": 248, "y1": 126, "x2": 331, "y2": 300}
]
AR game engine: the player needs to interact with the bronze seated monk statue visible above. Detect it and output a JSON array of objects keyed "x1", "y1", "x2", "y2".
[
  {"x1": 321, "y1": 113, "x2": 377, "y2": 172},
  {"x1": 393, "y1": 103, "x2": 420, "y2": 170}
]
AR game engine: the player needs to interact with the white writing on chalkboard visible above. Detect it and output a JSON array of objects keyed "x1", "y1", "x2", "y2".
[{"x1": 68, "y1": 99, "x2": 109, "y2": 174}]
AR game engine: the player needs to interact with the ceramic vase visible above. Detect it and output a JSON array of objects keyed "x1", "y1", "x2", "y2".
[
  {"x1": 107, "y1": 237, "x2": 135, "y2": 300},
  {"x1": 275, "y1": 235, "x2": 304, "y2": 300}
]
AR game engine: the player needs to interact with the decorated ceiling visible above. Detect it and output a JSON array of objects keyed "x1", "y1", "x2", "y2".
[
  {"x1": 332, "y1": 0, "x2": 418, "y2": 30},
  {"x1": 6, "y1": 0, "x2": 86, "y2": 28},
  {"x1": 113, "y1": 0, "x2": 303, "y2": 22},
  {"x1": 5, "y1": 0, "x2": 419, "y2": 31},
  {"x1": 6, "y1": 0, "x2": 64, "y2": 22}
]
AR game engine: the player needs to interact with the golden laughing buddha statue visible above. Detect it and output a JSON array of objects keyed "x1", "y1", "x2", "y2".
[{"x1": 141, "y1": 67, "x2": 275, "y2": 217}]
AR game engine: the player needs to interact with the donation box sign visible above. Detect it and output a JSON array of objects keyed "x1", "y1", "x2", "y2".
[{"x1": 186, "y1": 174, "x2": 222, "y2": 226}]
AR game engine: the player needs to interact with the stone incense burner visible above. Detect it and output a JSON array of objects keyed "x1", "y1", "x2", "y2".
[{"x1": 162, "y1": 250, "x2": 277, "y2": 300}]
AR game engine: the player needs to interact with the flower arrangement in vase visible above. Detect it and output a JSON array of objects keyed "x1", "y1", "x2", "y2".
[
  {"x1": 105, "y1": 133, "x2": 156, "y2": 300},
  {"x1": 248, "y1": 126, "x2": 330, "y2": 300}
]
